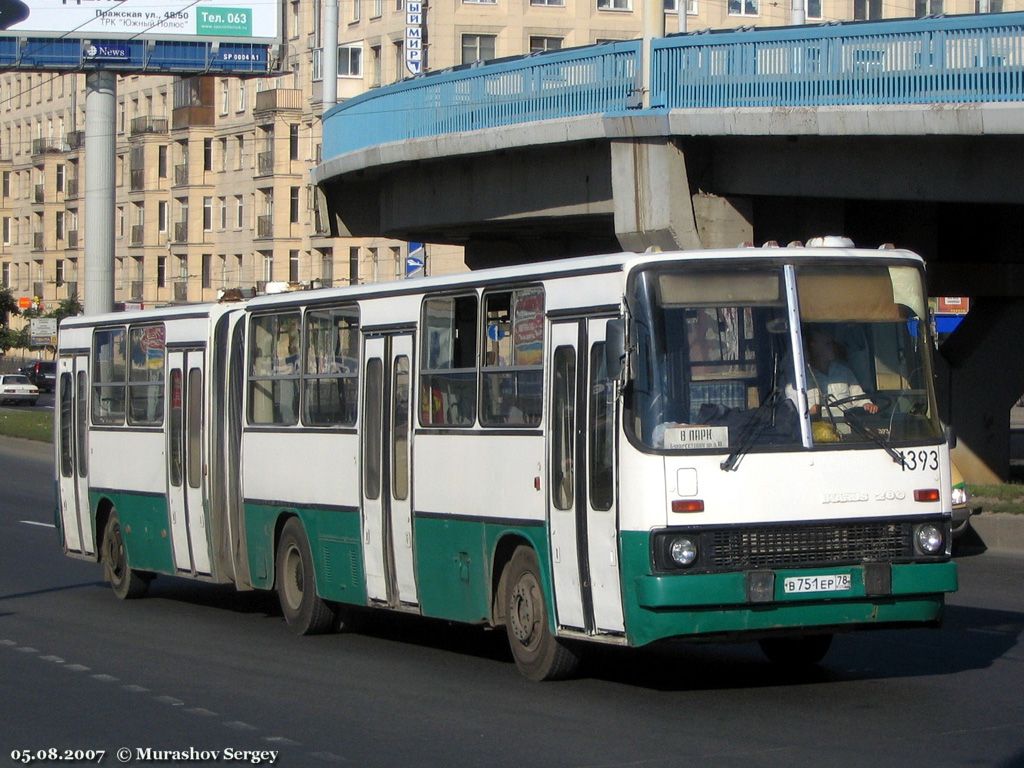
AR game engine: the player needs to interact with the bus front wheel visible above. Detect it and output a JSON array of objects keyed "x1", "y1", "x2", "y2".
[
  {"x1": 503, "y1": 546, "x2": 579, "y2": 681},
  {"x1": 275, "y1": 517, "x2": 336, "y2": 635},
  {"x1": 102, "y1": 510, "x2": 149, "y2": 600}
]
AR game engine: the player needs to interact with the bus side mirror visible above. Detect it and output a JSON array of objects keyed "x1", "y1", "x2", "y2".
[
  {"x1": 606, "y1": 319, "x2": 626, "y2": 380},
  {"x1": 944, "y1": 423, "x2": 957, "y2": 449}
]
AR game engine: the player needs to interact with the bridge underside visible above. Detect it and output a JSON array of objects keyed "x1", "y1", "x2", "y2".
[{"x1": 317, "y1": 127, "x2": 1024, "y2": 481}]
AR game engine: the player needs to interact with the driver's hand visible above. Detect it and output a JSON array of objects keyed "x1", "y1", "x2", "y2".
[{"x1": 864, "y1": 402, "x2": 879, "y2": 414}]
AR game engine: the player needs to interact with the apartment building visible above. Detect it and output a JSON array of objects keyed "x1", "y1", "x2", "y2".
[{"x1": 0, "y1": 0, "x2": 1014, "y2": 317}]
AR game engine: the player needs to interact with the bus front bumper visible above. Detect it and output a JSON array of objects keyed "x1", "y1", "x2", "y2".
[{"x1": 625, "y1": 561, "x2": 957, "y2": 647}]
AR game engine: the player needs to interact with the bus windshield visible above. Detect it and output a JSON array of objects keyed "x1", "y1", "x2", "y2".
[{"x1": 626, "y1": 261, "x2": 943, "y2": 454}]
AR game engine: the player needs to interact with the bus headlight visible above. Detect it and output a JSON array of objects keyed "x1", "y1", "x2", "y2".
[
  {"x1": 669, "y1": 536, "x2": 698, "y2": 567},
  {"x1": 915, "y1": 523, "x2": 945, "y2": 555}
]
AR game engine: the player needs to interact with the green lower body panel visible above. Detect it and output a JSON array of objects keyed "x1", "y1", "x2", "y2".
[
  {"x1": 243, "y1": 502, "x2": 366, "y2": 604},
  {"x1": 89, "y1": 490, "x2": 175, "y2": 575},
  {"x1": 414, "y1": 516, "x2": 548, "y2": 625},
  {"x1": 620, "y1": 530, "x2": 958, "y2": 647}
]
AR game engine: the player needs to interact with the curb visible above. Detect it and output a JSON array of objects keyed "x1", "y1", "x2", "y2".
[{"x1": 968, "y1": 513, "x2": 1024, "y2": 555}]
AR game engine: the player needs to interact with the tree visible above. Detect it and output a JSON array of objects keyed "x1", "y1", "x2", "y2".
[
  {"x1": 50, "y1": 295, "x2": 83, "y2": 326},
  {"x1": 0, "y1": 285, "x2": 20, "y2": 328}
]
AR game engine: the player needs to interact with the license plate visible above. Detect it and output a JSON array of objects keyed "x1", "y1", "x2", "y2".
[{"x1": 783, "y1": 574, "x2": 852, "y2": 594}]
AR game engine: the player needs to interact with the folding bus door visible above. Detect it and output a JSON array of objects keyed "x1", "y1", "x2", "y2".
[
  {"x1": 57, "y1": 355, "x2": 95, "y2": 556},
  {"x1": 547, "y1": 318, "x2": 624, "y2": 635},
  {"x1": 361, "y1": 333, "x2": 418, "y2": 609},
  {"x1": 166, "y1": 348, "x2": 212, "y2": 575}
]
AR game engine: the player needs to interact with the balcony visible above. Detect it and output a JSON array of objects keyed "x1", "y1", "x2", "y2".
[
  {"x1": 173, "y1": 282, "x2": 188, "y2": 302},
  {"x1": 66, "y1": 131, "x2": 84, "y2": 151},
  {"x1": 174, "y1": 164, "x2": 189, "y2": 186},
  {"x1": 32, "y1": 137, "x2": 65, "y2": 156},
  {"x1": 32, "y1": 232, "x2": 43, "y2": 250},
  {"x1": 130, "y1": 116, "x2": 169, "y2": 136},
  {"x1": 173, "y1": 221, "x2": 188, "y2": 243},
  {"x1": 34, "y1": 184, "x2": 44, "y2": 203},
  {"x1": 130, "y1": 224, "x2": 145, "y2": 245},
  {"x1": 257, "y1": 150, "x2": 274, "y2": 177},
  {"x1": 67, "y1": 230, "x2": 78, "y2": 249},
  {"x1": 130, "y1": 168, "x2": 146, "y2": 192},
  {"x1": 257, "y1": 214, "x2": 273, "y2": 238},
  {"x1": 254, "y1": 88, "x2": 303, "y2": 117}
]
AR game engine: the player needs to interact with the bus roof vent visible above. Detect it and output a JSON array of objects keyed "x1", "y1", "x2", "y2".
[
  {"x1": 806, "y1": 235, "x2": 855, "y2": 248},
  {"x1": 761, "y1": 240, "x2": 779, "y2": 248},
  {"x1": 787, "y1": 240, "x2": 804, "y2": 248}
]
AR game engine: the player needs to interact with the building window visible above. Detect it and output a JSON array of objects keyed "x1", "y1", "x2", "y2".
[
  {"x1": 158, "y1": 201, "x2": 168, "y2": 233},
  {"x1": 219, "y1": 196, "x2": 227, "y2": 230},
  {"x1": 235, "y1": 195, "x2": 244, "y2": 228},
  {"x1": 237, "y1": 81, "x2": 247, "y2": 112},
  {"x1": 289, "y1": 124, "x2": 299, "y2": 161},
  {"x1": 806, "y1": 0, "x2": 820, "y2": 16},
  {"x1": 203, "y1": 138, "x2": 213, "y2": 171},
  {"x1": 531, "y1": 0, "x2": 565, "y2": 6},
  {"x1": 349, "y1": 246, "x2": 359, "y2": 285},
  {"x1": 853, "y1": 0, "x2": 881, "y2": 18},
  {"x1": 312, "y1": 48, "x2": 323, "y2": 81},
  {"x1": 530, "y1": 36, "x2": 562, "y2": 53},
  {"x1": 597, "y1": 0, "x2": 631, "y2": 9},
  {"x1": 289, "y1": 250, "x2": 300, "y2": 283},
  {"x1": 203, "y1": 196, "x2": 213, "y2": 231},
  {"x1": 461, "y1": 34, "x2": 496, "y2": 64},
  {"x1": 56, "y1": 164, "x2": 65, "y2": 193},
  {"x1": 339, "y1": 44, "x2": 363, "y2": 77},
  {"x1": 158, "y1": 145, "x2": 168, "y2": 178},
  {"x1": 2, "y1": 171, "x2": 9, "y2": 197},
  {"x1": 464, "y1": 0, "x2": 497, "y2": 4},
  {"x1": 373, "y1": 0, "x2": 382, "y2": 16},
  {"x1": 55, "y1": 211, "x2": 65, "y2": 240},
  {"x1": 2, "y1": 216, "x2": 10, "y2": 245},
  {"x1": 220, "y1": 80, "x2": 229, "y2": 114},
  {"x1": 290, "y1": 187, "x2": 300, "y2": 223},
  {"x1": 202, "y1": 254, "x2": 212, "y2": 289},
  {"x1": 728, "y1": 0, "x2": 758, "y2": 14},
  {"x1": 370, "y1": 45, "x2": 381, "y2": 88},
  {"x1": 915, "y1": 0, "x2": 942, "y2": 14},
  {"x1": 157, "y1": 256, "x2": 166, "y2": 288},
  {"x1": 351, "y1": 0, "x2": 361, "y2": 21}
]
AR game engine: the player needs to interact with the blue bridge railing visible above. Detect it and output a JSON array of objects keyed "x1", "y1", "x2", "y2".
[{"x1": 323, "y1": 12, "x2": 1024, "y2": 160}]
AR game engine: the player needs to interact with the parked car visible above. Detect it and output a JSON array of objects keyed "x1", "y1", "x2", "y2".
[
  {"x1": 19, "y1": 360, "x2": 56, "y2": 392},
  {"x1": 0, "y1": 374, "x2": 39, "y2": 406}
]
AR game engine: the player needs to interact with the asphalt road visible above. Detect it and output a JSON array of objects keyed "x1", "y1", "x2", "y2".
[{"x1": 1, "y1": 438, "x2": 1023, "y2": 768}]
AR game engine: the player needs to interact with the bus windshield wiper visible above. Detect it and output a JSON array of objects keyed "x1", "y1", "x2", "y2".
[
  {"x1": 826, "y1": 395, "x2": 904, "y2": 466},
  {"x1": 721, "y1": 388, "x2": 782, "y2": 472}
]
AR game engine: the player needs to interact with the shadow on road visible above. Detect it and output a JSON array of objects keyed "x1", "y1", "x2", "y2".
[{"x1": 85, "y1": 573, "x2": 1024, "y2": 691}]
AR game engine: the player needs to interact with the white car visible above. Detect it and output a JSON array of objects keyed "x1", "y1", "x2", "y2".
[
  {"x1": 0, "y1": 374, "x2": 40, "y2": 406},
  {"x1": 951, "y1": 461, "x2": 976, "y2": 538}
]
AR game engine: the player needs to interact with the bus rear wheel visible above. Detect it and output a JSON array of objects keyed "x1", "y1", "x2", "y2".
[
  {"x1": 503, "y1": 546, "x2": 579, "y2": 681},
  {"x1": 102, "y1": 510, "x2": 149, "y2": 600},
  {"x1": 275, "y1": 517, "x2": 336, "y2": 635},
  {"x1": 759, "y1": 634, "x2": 833, "y2": 666}
]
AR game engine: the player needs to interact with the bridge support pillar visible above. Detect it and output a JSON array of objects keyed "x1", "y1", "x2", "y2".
[
  {"x1": 611, "y1": 138, "x2": 751, "y2": 252},
  {"x1": 935, "y1": 297, "x2": 1024, "y2": 482}
]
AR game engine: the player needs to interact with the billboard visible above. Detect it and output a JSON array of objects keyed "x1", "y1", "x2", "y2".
[{"x1": 0, "y1": 0, "x2": 278, "y2": 42}]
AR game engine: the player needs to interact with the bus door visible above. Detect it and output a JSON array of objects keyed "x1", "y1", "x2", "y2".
[
  {"x1": 361, "y1": 333, "x2": 417, "y2": 609},
  {"x1": 57, "y1": 355, "x2": 95, "y2": 556},
  {"x1": 548, "y1": 318, "x2": 624, "y2": 635},
  {"x1": 166, "y1": 348, "x2": 211, "y2": 575}
]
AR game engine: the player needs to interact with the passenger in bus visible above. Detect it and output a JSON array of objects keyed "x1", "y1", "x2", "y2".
[{"x1": 803, "y1": 327, "x2": 879, "y2": 417}]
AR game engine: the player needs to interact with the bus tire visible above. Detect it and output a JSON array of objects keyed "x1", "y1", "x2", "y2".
[
  {"x1": 503, "y1": 546, "x2": 579, "y2": 681},
  {"x1": 759, "y1": 634, "x2": 833, "y2": 666},
  {"x1": 101, "y1": 510, "x2": 149, "y2": 600},
  {"x1": 275, "y1": 517, "x2": 336, "y2": 635}
]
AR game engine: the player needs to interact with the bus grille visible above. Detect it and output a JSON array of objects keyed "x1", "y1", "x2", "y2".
[{"x1": 709, "y1": 521, "x2": 911, "y2": 570}]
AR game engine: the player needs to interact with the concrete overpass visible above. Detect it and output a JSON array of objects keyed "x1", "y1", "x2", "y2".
[{"x1": 312, "y1": 12, "x2": 1024, "y2": 481}]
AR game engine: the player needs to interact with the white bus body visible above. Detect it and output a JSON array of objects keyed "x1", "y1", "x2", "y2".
[{"x1": 56, "y1": 248, "x2": 958, "y2": 679}]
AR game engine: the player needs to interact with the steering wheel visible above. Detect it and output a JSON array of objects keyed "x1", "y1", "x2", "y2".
[{"x1": 827, "y1": 393, "x2": 892, "y2": 412}]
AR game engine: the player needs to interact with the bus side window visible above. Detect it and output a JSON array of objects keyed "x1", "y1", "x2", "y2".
[
  {"x1": 420, "y1": 295, "x2": 477, "y2": 427},
  {"x1": 481, "y1": 286, "x2": 544, "y2": 427}
]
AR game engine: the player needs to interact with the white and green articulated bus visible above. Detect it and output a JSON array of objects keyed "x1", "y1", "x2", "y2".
[{"x1": 55, "y1": 245, "x2": 958, "y2": 680}]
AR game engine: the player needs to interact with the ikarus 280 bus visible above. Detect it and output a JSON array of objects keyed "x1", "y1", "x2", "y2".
[{"x1": 55, "y1": 244, "x2": 958, "y2": 680}]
